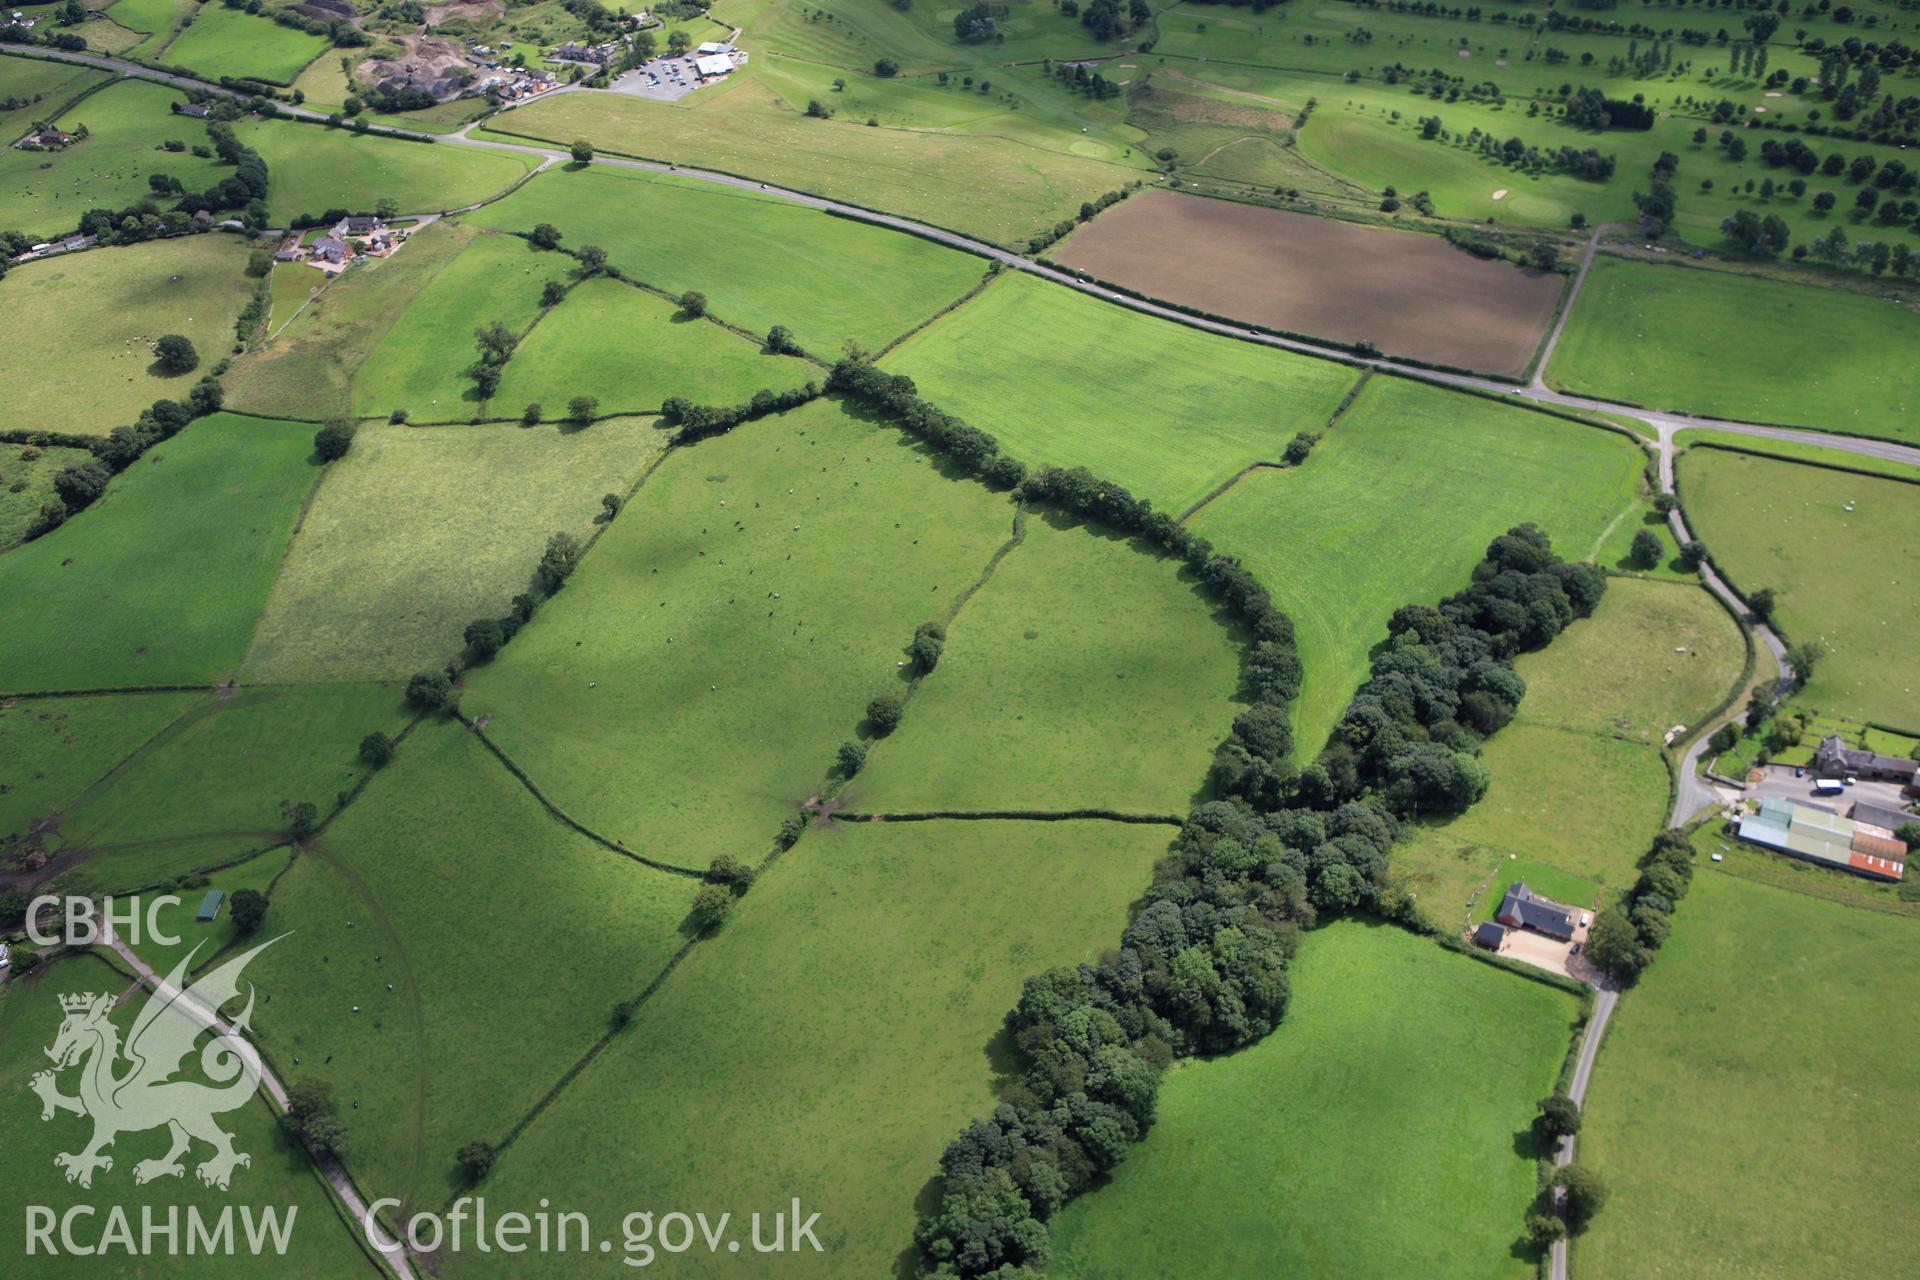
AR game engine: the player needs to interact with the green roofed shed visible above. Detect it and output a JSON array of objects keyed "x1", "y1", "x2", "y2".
[{"x1": 196, "y1": 890, "x2": 225, "y2": 923}]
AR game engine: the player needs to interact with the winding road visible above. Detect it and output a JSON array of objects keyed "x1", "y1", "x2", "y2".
[
  {"x1": 104, "y1": 934, "x2": 413, "y2": 1280},
  {"x1": 15, "y1": 46, "x2": 1920, "y2": 478},
  {"x1": 21, "y1": 48, "x2": 1920, "y2": 1280}
]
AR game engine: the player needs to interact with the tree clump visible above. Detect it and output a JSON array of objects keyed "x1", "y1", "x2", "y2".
[{"x1": 314, "y1": 418, "x2": 356, "y2": 462}]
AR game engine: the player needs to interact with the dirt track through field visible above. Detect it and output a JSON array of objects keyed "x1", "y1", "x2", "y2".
[{"x1": 1053, "y1": 190, "x2": 1564, "y2": 378}]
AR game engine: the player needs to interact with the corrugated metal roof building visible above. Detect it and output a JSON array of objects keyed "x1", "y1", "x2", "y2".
[{"x1": 1736, "y1": 798, "x2": 1906, "y2": 883}]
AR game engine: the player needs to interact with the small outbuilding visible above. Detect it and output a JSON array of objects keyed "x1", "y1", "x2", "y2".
[
  {"x1": 1851, "y1": 800, "x2": 1917, "y2": 834},
  {"x1": 1471, "y1": 921, "x2": 1506, "y2": 951},
  {"x1": 196, "y1": 890, "x2": 226, "y2": 923}
]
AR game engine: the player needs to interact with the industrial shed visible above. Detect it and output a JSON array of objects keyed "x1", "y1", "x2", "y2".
[{"x1": 1736, "y1": 797, "x2": 1906, "y2": 882}]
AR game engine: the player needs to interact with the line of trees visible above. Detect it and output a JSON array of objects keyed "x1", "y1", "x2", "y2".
[
  {"x1": 0, "y1": 108, "x2": 270, "y2": 270},
  {"x1": 915, "y1": 527, "x2": 1600, "y2": 1275},
  {"x1": 406, "y1": 528, "x2": 588, "y2": 712},
  {"x1": 32, "y1": 376, "x2": 226, "y2": 539},
  {"x1": 835, "y1": 344, "x2": 1605, "y2": 1275},
  {"x1": 1583, "y1": 830, "x2": 1696, "y2": 979},
  {"x1": 660, "y1": 382, "x2": 822, "y2": 445}
]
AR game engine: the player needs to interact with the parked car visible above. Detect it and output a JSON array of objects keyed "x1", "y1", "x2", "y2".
[
  {"x1": 0, "y1": 943, "x2": 10, "y2": 970},
  {"x1": 1579, "y1": 912, "x2": 1592, "y2": 928},
  {"x1": 1794, "y1": 766, "x2": 1805, "y2": 778}
]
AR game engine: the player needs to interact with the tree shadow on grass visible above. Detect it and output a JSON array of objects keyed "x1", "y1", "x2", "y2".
[
  {"x1": 1511, "y1": 1120, "x2": 1556, "y2": 1162},
  {"x1": 892, "y1": 1175, "x2": 948, "y2": 1280}
]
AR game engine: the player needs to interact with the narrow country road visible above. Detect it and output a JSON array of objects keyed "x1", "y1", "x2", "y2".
[
  {"x1": 21, "y1": 47, "x2": 1905, "y2": 1280},
  {"x1": 17, "y1": 47, "x2": 1920, "y2": 479},
  {"x1": 104, "y1": 934, "x2": 415, "y2": 1280},
  {"x1": 1531, "y1": 231, "x2": 1602, "y2": 391},
  {"x1": 1548, "y1": 983, "x2": 1619, "y2": 1280}
]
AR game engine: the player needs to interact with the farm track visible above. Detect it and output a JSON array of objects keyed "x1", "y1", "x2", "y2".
[{"x1": 18, "y1": 48, "x2": 1920, "y2": 476}]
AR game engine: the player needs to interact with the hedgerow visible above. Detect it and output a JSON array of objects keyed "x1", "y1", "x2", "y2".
[
  {"x1": 824, "y1": 353, "x2": 1602, "y2": 1276},
  {"x1": 909, "y1": 530, "x2": 1602, "y2": 1277}
]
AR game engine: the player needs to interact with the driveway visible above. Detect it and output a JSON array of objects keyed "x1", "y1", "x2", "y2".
[{"x1": 1747, "y1": 766, "x2": 1915, "y2": 817}]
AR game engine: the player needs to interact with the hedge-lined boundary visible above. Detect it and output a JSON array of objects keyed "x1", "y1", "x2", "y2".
[
  {"x1": 1584, "y1": 830, "x2": 1697, "y2": 982},
  {"x1": 0, "y1": 427, "x2": 101, "y2": 450},
  {"x1": 1673, "y1": 576, "x2": 1760, "y2": 762},
  {"x1": 816, "y1": 350, "x2": 1605, "y2": 1275},
  {"x1": 474, "y1": 119, "x2": 1018, "y2": 250},
  {"x1": 872, "y1": 261, "x2": 1003, "y2": 360},
  {"x1": 1034, "y1": 256, "x2": 1525, "y2": 384},
  {"x1": 0, "y1": 682, "x2": 216, "y2": 700},
  {"x1": 461, "y1": 720, "x2": 705, "y2": 878},
  {"x1": 909, "y1": 523, "x2": 1606, "y2": 1276},
  {"x1": 833, "y1": 809, "x2": 1185, "y2": 827},
  {"x1": 1681, "y1": 439, "x2": 1920, "y2": 490},
  {"x1": 1438, "y1": 929, "x2": 1593, "y2": 998},
  {"x1": 1174, "y1": 460, "x2": 1286, "y2": 525}
]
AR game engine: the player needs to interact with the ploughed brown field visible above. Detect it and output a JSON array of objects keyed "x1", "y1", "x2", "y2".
[{"x1": 1052, "y1": 190, "x2": 1565, "y2": 378}]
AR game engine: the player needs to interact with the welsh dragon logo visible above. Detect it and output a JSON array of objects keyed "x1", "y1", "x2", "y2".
[{"x1": 31, "y1": 937, "x2": 282, "y2": 1191}]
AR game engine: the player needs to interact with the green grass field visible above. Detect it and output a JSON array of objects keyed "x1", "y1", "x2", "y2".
[
  {"x1": 1405, "y1": 731, "x2": 1669, "y2": 921},
  {"x1": 1144, "y1": 3, "x2": 1920, "y2": 258},
  {"x1": 158, "y1": 1, "x2": 329, "y2": 85},
  {"x1": 40, "y1": 683, "x2": 411, "y2": 894},
  {"x1": 1550, "y1": 258, "x2": 1920, "y2": 443},
  {"x1": 0, "y1": 952, "x2": 381, "y2": 1277},
  {"x1": 479, "y1": 75, "x2": 1144, "y2": 248},
  {"x1": 233, "y1": 119, "x2": 538, "y2": 226},
  {"x1": 0, "y1": 233, "x2": 256, "y2": 435},
  {"x1": 1192, "y1": 377, "x2": 1645, "y2": 757},
  {"x1": 111, "y1": 844, "x2": 294, "y2": 978},
  {"x1": 0, "y1": 413, "x2": 317, "y2": 692},
  {"x1": 104, "y1": 0, "x2": 187, "y2": 37},
  {"x1": 0, "y1": 77, "x2": 221, "y2": 241},
  {"x1": 1579, "y1": 867, "x2": 1920, "y2": 1277},
  {"x1": 1675, "y1": 429, "x2": 1920, "y2": 483},
  {"x1": 225, "y1": 218, "x2": 475, "y2": 420},
  {"x1": 0, "y1": 690, "x2": 198, "y2": 842},
  {"x1": 246, "y1": 716, "x2": 700, "y2": 1210},
  {"x1": 350, "y1": 230, "x2": 568, "y2": 419},
  {"x1": 457, "y1": 817, "x2": 1172, "y2": 1278},
  {"x1": 884, "y1": 272, "x2": 1361, "y2": 513},
  {"x1": 245, "y1": 420, "x2": 667, "y2": 682},
  {"x1": 468, "y1": 164, "x2": 987, "y2": 356},
  {"x1": 1050, "y1": 921, "x2": 1579, "y2": 1280},
  {"x1": 1591, "y1": 499, "x2": 1691, "y2": 581},
  {"x1": 0, "y1": 440, "x2": 94, "y2": 548},
  {"x1": 489, "y1": 278, "x2": 814, "y2": 417},
  {"x1": 0, "y1": 53, "x2": 106, "y2": 139},
  {"x1": 463, "y1": 398, "x2": 1015, "y2": 868},
  {"x1": 1678, "y1": 447, "x2": 1920, "y2": 728},
  {"x1": 1517, "y1": 578, "x2": 1748, "y2": 744},
  {"x1": 266, "y1": 254, "x2": 324, "y2": 334},
  {"x1": 853, "y1": 510, "x2": 1245, "y2": 815},
  {"x1": 1400, "y1": 579, "x2": 1744, "y2": 915}
]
